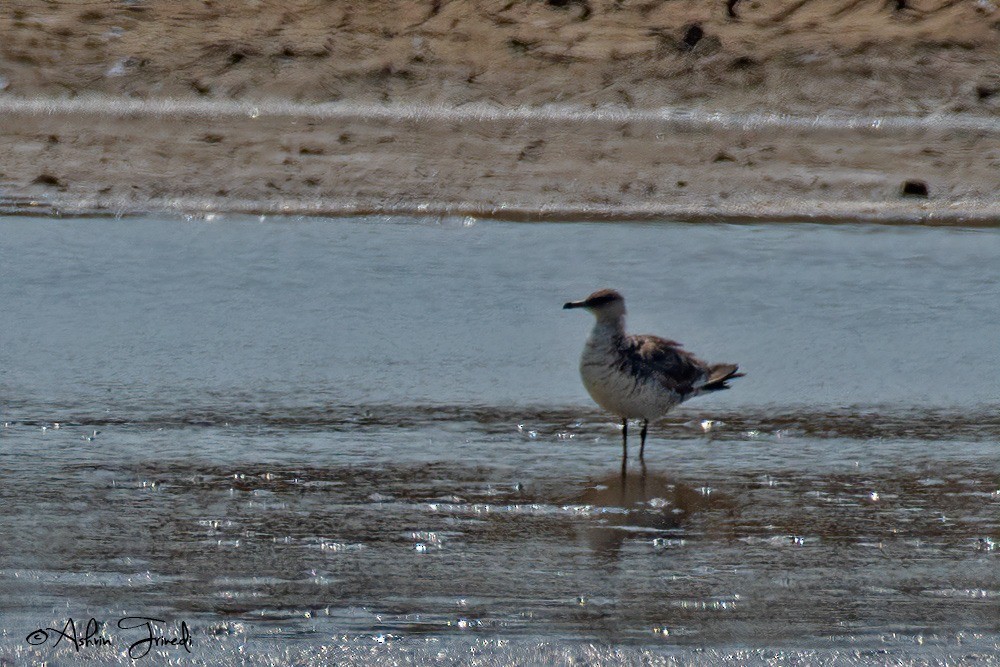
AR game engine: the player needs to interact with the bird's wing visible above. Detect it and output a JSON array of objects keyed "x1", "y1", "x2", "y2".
[{"x1": 622, "y1": 334, "x2": 711, "y2": 396}]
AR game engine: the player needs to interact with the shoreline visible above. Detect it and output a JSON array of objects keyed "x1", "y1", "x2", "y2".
[
  {"x1": 4, "y1": 195, "x2": 1000, "y2": 227},
  {"x1": 2, "y1": 96, "x2": 999, "y2": 226},
  {"x1": 4, "y1": 96, "x2": 1000, "y2": 132}
]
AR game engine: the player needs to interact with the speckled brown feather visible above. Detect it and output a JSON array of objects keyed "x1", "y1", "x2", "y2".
[{"x1": 618, "y1": 334, "x2": 713, "y2": 398}]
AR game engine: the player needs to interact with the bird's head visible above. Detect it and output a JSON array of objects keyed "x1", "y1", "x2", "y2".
[{"x1": 563, "y1": 288, "x2": 626, "y2": 320}]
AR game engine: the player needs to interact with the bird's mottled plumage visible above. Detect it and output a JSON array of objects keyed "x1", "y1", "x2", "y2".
[{"x1": 564, "y1": 288, "x2": 743, "y2": 461}]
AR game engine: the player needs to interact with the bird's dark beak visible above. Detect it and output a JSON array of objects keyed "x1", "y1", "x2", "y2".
[{"x1": 563, "y1": 300, "x2": 585, "y2": 310}]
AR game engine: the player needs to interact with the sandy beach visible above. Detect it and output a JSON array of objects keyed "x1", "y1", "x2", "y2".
[{"x1": 2, "y1": 0, "x2": 1000, "y2": 221}]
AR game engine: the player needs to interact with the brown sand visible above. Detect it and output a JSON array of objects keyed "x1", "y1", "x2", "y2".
[{"x1": 2, "y1": 0, "x2": 999, "y2": 222}]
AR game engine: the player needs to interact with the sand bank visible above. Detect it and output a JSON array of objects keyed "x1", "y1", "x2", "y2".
[
  {"x1": 4, "y1": 0, "x2": 1000, "y2": 113},
  {"x1": 2, "y1": 96, "x2": 999, "y2": 223},
  {"x1": 2, "y1": 0, "x2": 999, "y2": 222}
]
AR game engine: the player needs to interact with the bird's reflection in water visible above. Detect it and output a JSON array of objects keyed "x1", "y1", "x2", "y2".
[{"x1": 572, "y1": 465, "x2": 731, "y2": 560}]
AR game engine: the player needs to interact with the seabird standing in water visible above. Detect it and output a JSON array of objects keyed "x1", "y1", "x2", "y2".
[{"x1": 564, "y1": 289, "x2": 742, "y2": 463}]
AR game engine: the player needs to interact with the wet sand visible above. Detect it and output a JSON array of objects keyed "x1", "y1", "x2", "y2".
[
  {"x1": 2, "y1": 0, "x2": 1000, "y2": 222},
  {"x1": 3, "y1": 97, "x2": 1000, "y2": 223}
]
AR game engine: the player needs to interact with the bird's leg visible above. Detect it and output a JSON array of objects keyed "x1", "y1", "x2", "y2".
[
  {"x1": 620, "y1": 417, "x2": 629, "y2": 482},
  {"x1": 621, "y1": 418, "x2": 628, "y2": 460},
  {"x1": 639, "y1": 419, "x2": 649, "y2": 460}
]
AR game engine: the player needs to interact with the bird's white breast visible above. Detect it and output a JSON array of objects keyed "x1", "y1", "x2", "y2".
[{"x1": 579, "y1": 333, "x2": 680, "y2": 420}]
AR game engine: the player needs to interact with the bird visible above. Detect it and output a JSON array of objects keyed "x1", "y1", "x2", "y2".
[{"x1": 564, "y1": 288, "x2": 743, "y2": 463}]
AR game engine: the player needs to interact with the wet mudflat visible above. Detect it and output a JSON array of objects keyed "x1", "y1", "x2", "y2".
[{"x1": 1, "y1": 216, "x2": 998, "y2": 664}]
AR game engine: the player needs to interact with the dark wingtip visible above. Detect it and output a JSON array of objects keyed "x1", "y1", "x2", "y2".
[{"x1": 702, "y1": 365, "x2": 744, "y2": 392}]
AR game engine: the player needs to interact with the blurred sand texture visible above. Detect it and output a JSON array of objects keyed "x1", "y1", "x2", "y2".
[{"x1": 2, "y1": 0, "x2": 999, "y2": 220}]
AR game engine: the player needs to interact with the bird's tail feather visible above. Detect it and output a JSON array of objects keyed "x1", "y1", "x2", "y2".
[{"x1": 701, "y1": 364, "x2": 744, "y2": 392}]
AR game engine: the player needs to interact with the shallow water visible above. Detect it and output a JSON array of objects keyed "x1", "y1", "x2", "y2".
[{"x1": 1, "y1": 216, "x2": 999, "y2": 664}]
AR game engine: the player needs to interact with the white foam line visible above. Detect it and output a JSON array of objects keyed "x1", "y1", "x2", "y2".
[
  {"x1": 11, "y1": 192, "x2": 1000, "y2": 225},
  {"x1": 2, "y1": 95, "x2": 999, "y2": 133}
]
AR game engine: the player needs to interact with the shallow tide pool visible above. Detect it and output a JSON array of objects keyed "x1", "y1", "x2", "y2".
[{"x1": 1, "y1": 216, "x2": 999, "y2": 664}]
